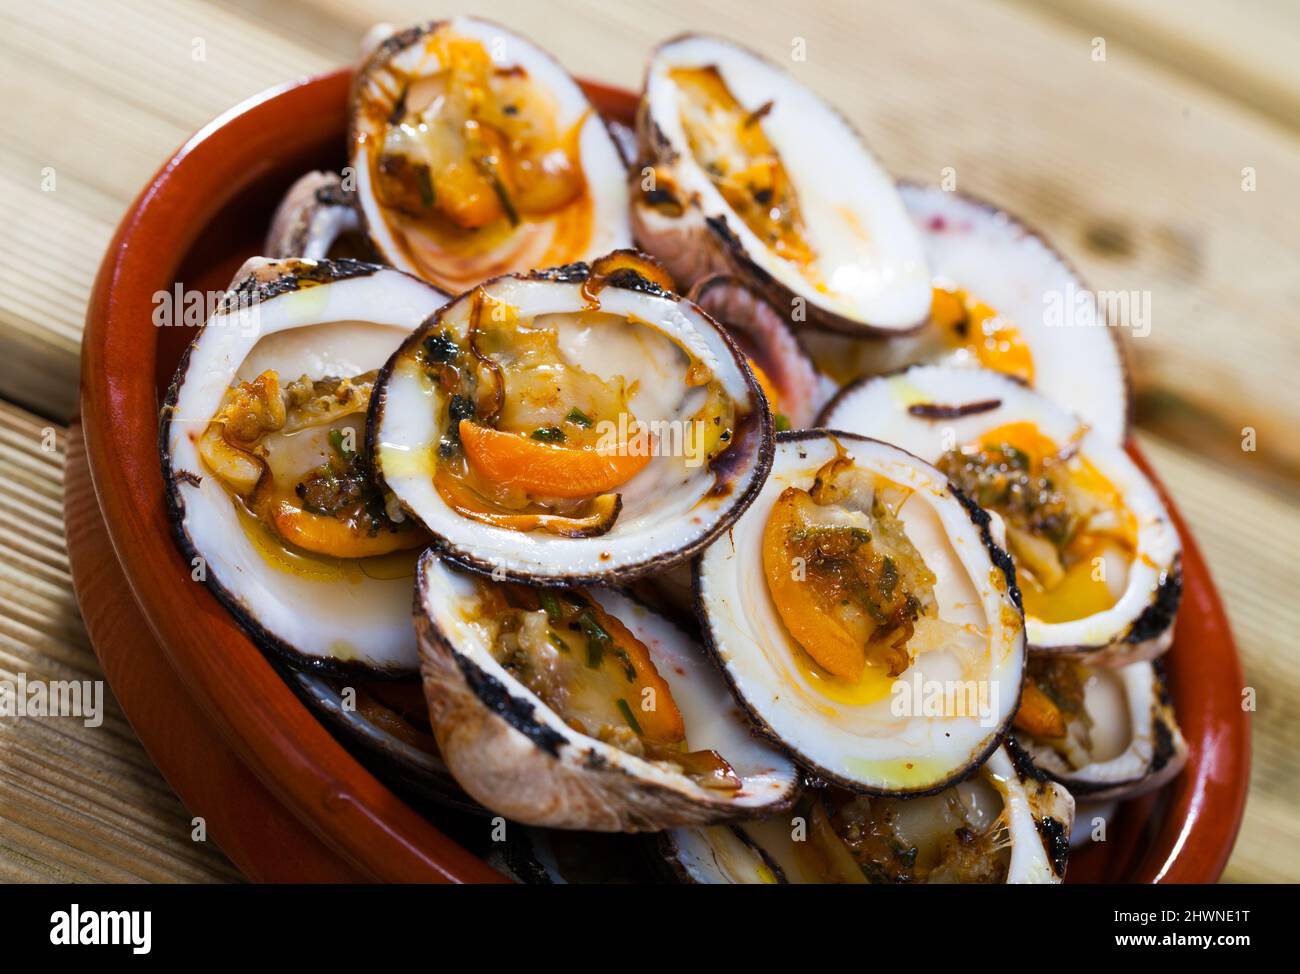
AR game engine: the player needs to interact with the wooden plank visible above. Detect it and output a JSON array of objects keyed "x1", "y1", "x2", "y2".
[
  {"x1": 0, "y1": 0, "x2": 1293, "y2": 882},
  {"x1": 0, "y1": 400, "x2": 241, "y2": 882},
  {"x1": 1136, "y1": 432, "x2": 1300, "y2": 883},
  {"x1": 1026, "y1": 0, "x2": 1300, "y2": 136},
  {"x1": 0, "y1": 0, "x2": 332, "y2": 420},
  {"x1": 4, "y1": 0, "x2": 1297, "y2": 484}
]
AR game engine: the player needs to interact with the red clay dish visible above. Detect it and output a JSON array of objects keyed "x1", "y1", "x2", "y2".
[{"x1": 67, "y1": 70, "x2": 1249, "y2": 883}]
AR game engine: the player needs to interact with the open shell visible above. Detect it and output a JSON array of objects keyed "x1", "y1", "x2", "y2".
[
  {"x1": 695, "y1": 429, "x2": 1025, "y2": 795},
  {"x1": 263, "y1": 171, "x2": 366, "y2": 261},
  {"x1": 161, "y1": 257, "x2": 449, "y2": 674},
  {"x1": 350, "y1": 16, "x2": 631, "y2": 292},
  {"x1": 370, "y1": 260, "x2": 774, "y2": 585},
  {"x1": 665, "y1": 745, "x2": 1072, "y2": 883},
  {"x1": 1013, "y1": 658, "x2": 1187, "y2": 800},
  {"x1": 287, "y1": 670, "x2": 477, "y2": 810},
  {"x1": 633, "y1": 34, "x2": 930, "y2": 335},
  {"x1": 803, "y1": 184, "x2": 1130, "y2": 444},
  {"x1": 821, "y1": 365, "x2": 1181, "y2": 663},
  {"x1": 415, "y1": 553, "x2": 799, "y2": 831}
]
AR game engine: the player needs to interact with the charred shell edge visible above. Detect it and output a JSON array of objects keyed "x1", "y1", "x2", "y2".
[
  {"x1": 263, "y1": 171, "x2": 365, "y2": 261},
  {"x1": 656, "y1": 823, "x2": 791, "y2": 884},
  {"x1": 661, "y1": 744, "x2": 1071, "y2": 882},
  {"x1": 490, "y1": 834, "x2": 556, "y2": 884},
  {"x1": 1125, "y1": 561, "x2": 1183, "y2": 646},
  {"x1": 525, "y1": 253, "x2": 676, "y2": 299},
  {"x1": 896, "y1": 179, "x2": 1133, "y2": 439},
  {"x1": 367, "y1": 260, "x2": 776, "y2": 587},
  {"x1": 633, "y1": 193, "x2": 930, "y2": 338},
  {"x1": 1023, "y1": 561, "x2": 1181, "y2": 664},
  {"x1": 349, "y1": 18, "x2": 633, "y2": 269},
  {"x1": 159, "y1": 257, "x2": 418, "y2": 679},
  {"x1": 413, "y1": 559, "x2": 799, "y2": 828},
  {"x1": 705, "y1": 215, "x2": 930, "y2": 339},
  {"x1": 1002, "y1": 736, "x2": 1074, "y2": 878},
  {"x1": 349, "y1": 19, "x2": 447, "y2": 267},
  {"x1": 1009, "y1": 657, "x2": 1188, "y2": 801},
  {"x1": 218, "y1": 257, "x2": 383, "y2": 311},
  {"x1": 691, "y1": 427, "x2": 1026, "y2": 797},
  {"x1": 815, "y1": 370, "x2": 1178, "y2": 661}
]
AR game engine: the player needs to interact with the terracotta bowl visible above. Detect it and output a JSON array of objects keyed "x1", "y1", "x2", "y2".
[{"x1": 67, "y1": 69, "x2": 1249, "y2": 883}]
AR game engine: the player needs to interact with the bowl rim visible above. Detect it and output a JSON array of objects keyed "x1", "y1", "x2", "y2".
[
  {"x1": 78, "y1": 67, "x2": 1249, "y2": 883},
  {"x1": 81, "y1": 68, "x2": 501, "y2": 883}
]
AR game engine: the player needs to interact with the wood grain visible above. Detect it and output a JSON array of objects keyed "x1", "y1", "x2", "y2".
[
  {"x1": 0, "y1": 401, "x2": 240, "y2": 882},
  {"x1": 1023, "y1": 0, "x2": 1300, "y2": 137},
  {"x1": 1136, "y1": 433, "x2": 1298, "y2": 883},
  {"x1": 0, "y1": 0, "x2": 1293, "y2": 882}
]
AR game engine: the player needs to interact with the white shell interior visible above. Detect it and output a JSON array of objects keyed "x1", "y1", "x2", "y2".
[
  {"x1": 902, "y1": 185, "x2": 1128, "y2": 444},
  {"x1": 668, "y1": 824, "x2": 782, "y2": 883},
  {"x1": 376, "y1": 276, "x2": 768, "y2": 580},
  {"x1": 1019, "y1": 659, "x2": 1183, "y2": 795},
  {"x1": 823, "y1": 365, "x2": 1180, "y2": 653},
  {"x1": 697, "y1": 433, "x2": 1024, "y2": 792},
  {"x1": 670, "y1": 745, "x2": 1066, "y2": 883},
  {"x1": 419, "y1": 554, "x2": 797, "y2": 810},
  {"x1": 803, "y1": 185, "x2": 1128, "y2": 444},
  {"x1": 264, "y1": 170, "x2": 360, "y2": 261},
  {"x1": 644, "y1": 35, "x2": 930, "y2": 330},
  {"x1": 165, "y1": 260, "x2": 449, "y2": 670},
  {"x1": 352, "y1": 16, "x2": 631, "y2": 282}
]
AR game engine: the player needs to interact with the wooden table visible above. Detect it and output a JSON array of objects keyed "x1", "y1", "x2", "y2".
[{"x1": 1, "y1": 0, "x2": 1295, "y2": 883}]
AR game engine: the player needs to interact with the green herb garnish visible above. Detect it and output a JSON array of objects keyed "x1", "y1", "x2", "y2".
[
  {"x1": 327, "y1": 427, "x2": 354, "y2": 460},
  {"x1": 612, "y1": 647, "x2": 637, "y2": 682},
  {"x1": 530, "y1": 426, "x2": 567, "y2": 443},
  {"x1": 416, "y1": 165, "x2": 435, "y2": 209},
  {"x1": 616, "y1": 698, "x2": 643, "y2": 735},
  {"x1": 566, "y1": 407, "x2": 593, "y2": 428},
  {"x1": 476, "y1": 159, "x2": 519, "y2": 227},
  {"x1": 576, "y1": 610, "x2": 612, "y2": 668},
  {"x1": 538, "y1": 591, "x2": 564, "y2": 621}
]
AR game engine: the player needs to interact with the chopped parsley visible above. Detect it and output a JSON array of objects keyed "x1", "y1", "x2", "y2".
[
  {"x1": 530, "y1": 426, "x2": 567, "y2": 443},
  {"x1": 616, "y1": 698, "x2": 643, "y2": 735},
  {"x1": 576, "y1": 610, "x2": 612, "y2": 668}
]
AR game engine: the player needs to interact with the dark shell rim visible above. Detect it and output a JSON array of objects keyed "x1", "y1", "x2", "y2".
[
  {"x1": 158, "y1": 257, "x2": 438, "y2": 680},
  {"x1": 366, "y1": 261, "x2": 777, "y2": 587},
  {"x1": 815, "y1": 363, "x2": 1180, "y2": 653},
  {"x1": 348, "y1": 17, "x2": 632, "y2": 280},
  {"x1": 636, "y1": 33, "x2": 932, "y2": 337},
  {"x1": 1008, "y1": 658, "x2": 1189, "y2": 799},
  {"x1": 657, "y1": 822, "x2": 791, "y2": 885},
  {"x1": 691, "y1": 427, "x2": 1026, "y2": 798},
  {"x1": 412, "y1": 550, "x2": 800, "y2": 814}
]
